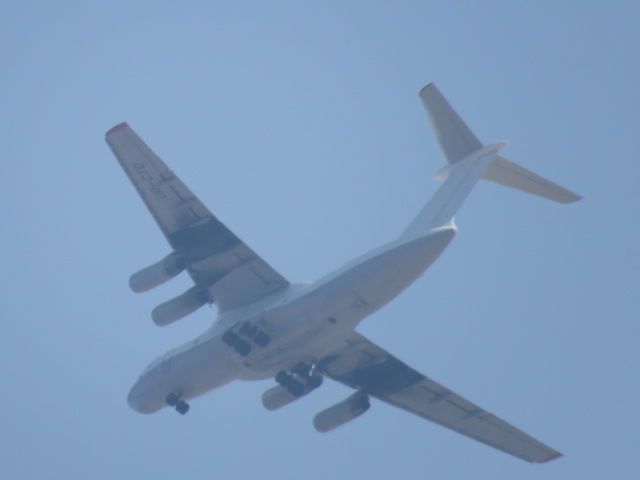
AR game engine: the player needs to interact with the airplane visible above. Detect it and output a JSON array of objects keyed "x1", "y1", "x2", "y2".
[{"x1": 106, "y1": 84, "x2": 580, "y2": 463}]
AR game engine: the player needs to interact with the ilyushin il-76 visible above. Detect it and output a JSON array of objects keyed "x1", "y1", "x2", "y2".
[{"x1": 106, "y1": 84, "x2": 579, "y2": 463}]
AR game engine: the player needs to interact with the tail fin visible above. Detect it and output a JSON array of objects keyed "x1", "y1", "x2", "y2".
[
  {"x1": 419, "y1": 83, "x2": 482, "y2": 164},
  {"x1": 401, "y1": 84, "x2": 581, "y2": 241},
  {"x1": 422, "y1": 83, "x2": 581, "y2": 203},
  {"x1": 401, "y1": 143, "x2": 506, "y2": 240}
]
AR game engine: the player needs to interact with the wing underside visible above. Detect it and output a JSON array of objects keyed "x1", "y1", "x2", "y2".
[
  {"x1": 105, "y1": 122, "x2": 289, "y2": 312},
  {"x1": 320, "y1": 331, "x2": 561, "y2": 463}
]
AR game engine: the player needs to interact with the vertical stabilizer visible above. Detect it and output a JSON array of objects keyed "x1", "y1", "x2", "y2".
[
  {"x1": 401, "y1": 143, "x2": 505, "y2": 241},
  {"x1": 420, "y1": 83, "x2": 482, "y2": 164},
  {"x1": 401, "y1": 83, "x2": 581, "y2": 241}
]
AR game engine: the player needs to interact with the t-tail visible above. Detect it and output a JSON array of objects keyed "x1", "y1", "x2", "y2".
[{"x1": 401, "y1": 83, "x2": 581, "y2": 241}]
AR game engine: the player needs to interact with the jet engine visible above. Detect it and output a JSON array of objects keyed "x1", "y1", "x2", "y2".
[
  {"x1": 262, "y1": 384, "x2": 309, "y2": 411},
  {"x1": 129, "y1": 253, "x2": 187, "y2": 293},
  {"x1": 313, "y1": 392, "x2": 370, "y2": 433},
  {"x1": 151, "y1": 286, "x2": 210, "y2": 326},
  {"x1": 261, "y1": 373, "x2": 323, "y2": 411}
]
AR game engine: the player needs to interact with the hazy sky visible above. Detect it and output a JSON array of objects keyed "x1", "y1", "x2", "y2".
[{"x1": 2, "y1": 2, "x2": 638, "y2": 479}]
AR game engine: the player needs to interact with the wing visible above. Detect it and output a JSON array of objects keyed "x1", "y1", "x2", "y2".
[
  {"x1": 319, "y1": 331, "x2": 561, "y2": 463},
  {"x1": 105, "y1": 122, "x2": 289, "y2": 312}
]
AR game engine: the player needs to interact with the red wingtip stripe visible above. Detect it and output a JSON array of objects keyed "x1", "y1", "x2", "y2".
[{"x1": 105, "y1": 122, "x2": 129, "y2": 136}]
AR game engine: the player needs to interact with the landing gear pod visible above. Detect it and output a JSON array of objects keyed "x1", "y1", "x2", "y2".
[
  {"x1": 313, "y1": 392, "x2": 370, "y2": 433},
  {"x1": 151, "y1": 286, "x2": 209, "y2": 326},
  {"x1": 129, "y1": 253, "x2": 187, "y2": 293}
]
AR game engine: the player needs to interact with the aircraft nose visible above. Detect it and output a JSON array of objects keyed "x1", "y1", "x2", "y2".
[
  {"x1": 127, "y1": 377, "x2": 158, "y2": 414},
  {"x1": 127, "y1": 372, "x2": 164, "y2": 414},
  {"x1": 127, "y1": 380, "x2": 145, "y2": 412}
]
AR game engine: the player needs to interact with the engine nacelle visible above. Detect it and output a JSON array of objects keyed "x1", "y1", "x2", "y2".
[
  {"x1": 313, "y1": 392, "x2": 370, "y2": 433},
  {"x1": 151, "y1": 286, "x2": 209, "y2": 326},
  {"x1": 129, "y1": 253, "x2": 187, "y2": 293},
  {"x1": 262, "y1": 373, "x2": 323, "y2": 410},
  {"x1": 262, "y1": 384, "x2": 307, "y2": 411}
]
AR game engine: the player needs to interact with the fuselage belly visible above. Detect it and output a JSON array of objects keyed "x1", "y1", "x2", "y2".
[{"x1": 127, "y1": 226, "x2": 455, "y2": 413}]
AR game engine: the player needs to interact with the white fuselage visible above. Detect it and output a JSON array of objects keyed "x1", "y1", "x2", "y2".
[{"x1": 127, "y1": 225, "x2": 456, "y2": 413}]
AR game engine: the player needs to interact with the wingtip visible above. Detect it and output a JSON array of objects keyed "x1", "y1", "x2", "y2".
[
  {"x1": 537, "y1": 451, "x2": 563, "y2": 463},
  {"x1": 556, "y1": 191, "x2": 582, "y2": 204},
  {"x1": 419, "y1": 82, "x2": 437, "y2": 97},
  {"x1": 105, "y1": 122, "x2": 129, "y2": 137}
]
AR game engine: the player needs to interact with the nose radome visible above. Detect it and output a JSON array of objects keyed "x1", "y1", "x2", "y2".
[
  {"x1": 127, "y1": 379, "x2": 155, "y2": 414},
  {"x1": 127, "y1": 380, "x2": 145, "y2": 412},
  {"x1": 127, "y1": 376, "x2": 165, "y2": 414}
]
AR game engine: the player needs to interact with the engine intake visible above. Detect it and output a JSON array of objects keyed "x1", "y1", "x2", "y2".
[
  {"x1": 129, "y1": 253, "x2": 187, "y2": 293},
  {"x1": 313, "y1": 392, "x2": 370, "y2": 433},
  {"x1": 151, "y1": 286, "x2": 209, "y2": 326}
]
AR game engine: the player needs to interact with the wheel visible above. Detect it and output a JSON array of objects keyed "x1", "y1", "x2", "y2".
[
  {"x1": 286, "y1": 379, "x2": 305, "y2": 397},
  {"x1": 246, "y1": 325, "x2": 259, "y2": 339},
  {"x1": 292, "y1": 362, "x2": 310, "y2": 376},
  {"x1": 165, "y1": 393, "x2": 179, "y2": 407},
  {"x1": 275, "y1": 370, "x2": 290, "y2": 386},
  {"x1": 176, "y1": 400, "x2": 190, "y2": 415},
  {"x1": 234, "y1": 339, "x2": 252, "y2": 357},
  {"x1": 255, "y1": 332, "x2": 271, "y2": 348},
  {"x1": 308, "y1": 374, "x2": 323, "y2": 390},
  {"x1": 222, "y1": 330, "x2": 237, "y2": 346}
]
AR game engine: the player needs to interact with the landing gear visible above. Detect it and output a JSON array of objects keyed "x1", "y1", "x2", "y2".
[
  {"x1": 222, "y1": 329, "x2": 252, "y2": 357},
  {"x1": 239, "y1": 323, "x2": 258, "y2": 338},
  {"x1": 291, "y1": 362, "x2": 312, "y2": 376},
  {"x1": 175, "y1": 400, "x2": 190, "y2": 415},
  {"x1": 275, "y1": 364, "x2": 324, "y2": 397},
  {"x1": 285, "y1": 377, "x2": 306, "y2": 396},
  {"x1": 166, "y1": 393, "x2": 190, "y2": 415},
  {"x1": 234, "y1": 339, "x2": 252, "y2": 357},
  {"x1": 275, "y1": 370, "x2": 290, "y2": 385},
  {"x1": 254, "y1": 331, "x2": 271, "y2": 348},
  {"x1": 222, "y1": 330, "x2": 237, "y2": 345},
  {"x1": 307, "y1": 374, "x2": 323, "y2": 390},
  {"x1": 239, "y1": 322, "x2": 271, "y2": 347},
  {"x1": 222, "y1": 322, "x2": 272, "y2": 356}
]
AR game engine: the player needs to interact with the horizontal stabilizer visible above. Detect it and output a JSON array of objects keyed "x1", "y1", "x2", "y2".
[{"x1": 482, "y1": 155, "x2": 581, "y2": 203}]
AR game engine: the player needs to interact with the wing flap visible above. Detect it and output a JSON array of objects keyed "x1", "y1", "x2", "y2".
[{"x1": 322, "y1": 332, "x2": 561, "y2": 463}]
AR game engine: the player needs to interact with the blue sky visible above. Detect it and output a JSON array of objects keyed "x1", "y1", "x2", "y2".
[{"x1": 1, "y1": 1, "x2": 638, "y2": 479}]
